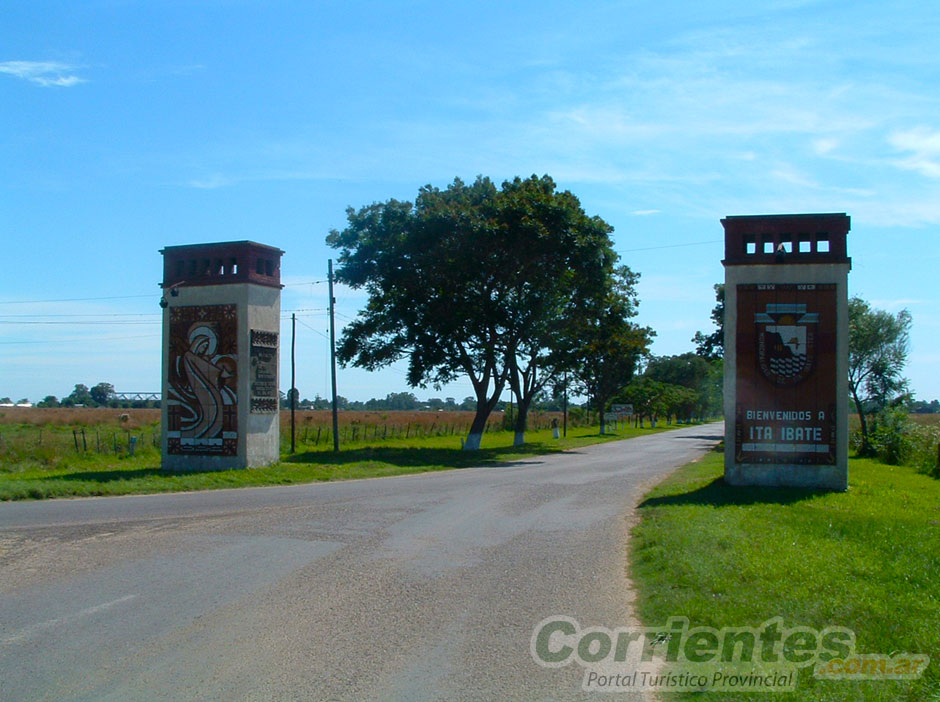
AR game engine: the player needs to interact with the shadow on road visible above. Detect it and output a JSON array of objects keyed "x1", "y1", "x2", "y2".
[{"x1": 283, "y1": 444, "x2": 559, "y2": 470}]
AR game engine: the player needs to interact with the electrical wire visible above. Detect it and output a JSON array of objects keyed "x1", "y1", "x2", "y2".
[
  {"x1": 0, "y1": 293, "x2": 156, "y2": 305},
  {"x1": 617, "y1": 239, "x2": 720, "y2": 254}
]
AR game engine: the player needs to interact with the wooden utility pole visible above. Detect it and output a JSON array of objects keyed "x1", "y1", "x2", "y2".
[
  {"x1": 290, "y1": 312, "x2": 296, "y2": 454},
  {"x1": 328, "y1": 259, "x2": 340, "y2": 452}
]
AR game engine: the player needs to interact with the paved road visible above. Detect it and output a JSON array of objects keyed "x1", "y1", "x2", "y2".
[{"x1": 0, "y1": 424, "x2": 722, "y2": 701}]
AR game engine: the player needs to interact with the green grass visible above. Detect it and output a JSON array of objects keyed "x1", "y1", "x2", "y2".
[
  {"x1": 630, "y1": 449, "x2": 940, "y2": 701},
  {"x1": 0, "y1": 423, "x2": 677, "y2": 501}
]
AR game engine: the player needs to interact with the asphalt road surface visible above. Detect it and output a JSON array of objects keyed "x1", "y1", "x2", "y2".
[{"x1": 0, "y1": 423, "x2": 722, "y2": 701}]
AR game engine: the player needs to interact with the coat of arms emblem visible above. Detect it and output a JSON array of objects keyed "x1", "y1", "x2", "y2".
[{"x1": 755, "y1": 303, "x2": 818, "y2": 386}]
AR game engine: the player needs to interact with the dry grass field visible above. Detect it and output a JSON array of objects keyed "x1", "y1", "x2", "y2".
[
  {"x1": 0, "y1": 406, "x2": 569, "y2": 432},
  {"x1": 0, "y1": 406, "x2": 160, "y2": 429},
  {"x1": 0, "y1": 405, "x2": 587, "y2": 476}
]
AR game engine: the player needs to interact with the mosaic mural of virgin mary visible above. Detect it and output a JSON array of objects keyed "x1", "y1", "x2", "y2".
[{"x1": 167, "y1": 305, "x2": 238, "y2": 456}]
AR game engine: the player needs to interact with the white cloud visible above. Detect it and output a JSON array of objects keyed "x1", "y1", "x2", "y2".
[
  {"x1": 813, "y1": 138, "x2": 838, "y2": 155},
  {"x1": 888, "y1": 126, "x2": 940, "y2": 178},
  {"x1": 631, "y1": 209, "x2": 660, "y2": 216},
  {"x1": 868, "y1": 298, "x2": 928, "y2": 311},
  {"x1": 188, "y1": 174, "x2": 232, "y2": 189},
  {"x1": 0, "y1": 60, "x2": 86, "y2": 87}
]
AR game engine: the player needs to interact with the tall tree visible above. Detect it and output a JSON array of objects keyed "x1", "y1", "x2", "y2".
[
  {"x1": 848, "y1": 296, "x2": 912, "y2": 455},
  {"x1": 692, "y1": 283, "x2": 725, "y2": 360},
  {"x1": 571, "y1": 267, "x2": 653, "y2": 433},
  {"x1": 494, "y1": 176, "x2": 621, "y2": 446},
  {"x1": 329, "y1": 175, "x2": 635, "y2": 449},
  {"x1": 328, "y1": 177, "x2": 510, "y2": 450}
]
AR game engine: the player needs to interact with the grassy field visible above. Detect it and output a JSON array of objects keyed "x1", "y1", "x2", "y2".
[
  {"x1": 0, "y1": 407, "x2": 671, "y2": 501},
  {"x1": 629, "y1": 448, "x2": 940, "y2": 701}
]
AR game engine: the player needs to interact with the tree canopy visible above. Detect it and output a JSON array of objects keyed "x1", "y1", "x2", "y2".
[
  {"x1": 327, "y1": 174, "x2": 645, "y2": 448},
  {"x1": 570, "y1": 266, "x2": 652, "y2": 432},
  {"x1": 642, "y1": 352, "x2": 722, "y2": 420},
  {"x1": 848, "y1": 296, "x2": 912, "y2": 454},
  {"x1": 692, "y1": 283, "x2": 724, "y2": 360}
]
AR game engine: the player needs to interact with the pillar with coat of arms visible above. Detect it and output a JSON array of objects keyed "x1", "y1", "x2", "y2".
[
  {"x1": 722, "y1": 214, "x2": 850, "y2": 490},
  {"x1": 159, "y1": 241, "x2": 284, "y2": 471}
]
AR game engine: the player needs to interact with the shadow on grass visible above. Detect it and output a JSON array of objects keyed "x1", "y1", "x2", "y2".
[
  {"x1": 41, "y1": 437, "x2": 598, "y2": 485},
  {"x1": 50, "y1": 466, "x2": 230, "y2": 482},
  {"x1": 638, "y1": 477, "x2": 832, "y2": 508}
]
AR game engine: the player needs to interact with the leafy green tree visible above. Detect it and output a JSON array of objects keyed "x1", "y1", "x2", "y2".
[
  {"x1": 571, "y1": 269, "x2": 653, "y2": 433},
  {"x1": 619, "y1": 377, "x2": 669, "y2": 427},
  {"x1": 848, "y1": 297, "x2": 912, "y2": 455},
  {"x1": 90, "y1": 382, "x2": 115, "y2": 407},
  {"x1": 494, "y1": 176, "x2": 623, "y2": 445},
  {"x1": 387, "y1": 392, "x2": 419, "y2": 410},
  {"x1": 328, "y1": 174, "x2": 632, "y2": 449},
  {"x1": 644, "y1": 352, "x2": 722, "y2": 420},
  {"x1": 0, "y1": 397, "x2": 12, "y2": 405},
  {"x1": 692, "y1": 283, "x2": 725, "y2": 360},
  {"x1": 37, "y1": 395, "x2": 59, "y2": 408},
  {"x1": 63, "y1": 384, "x2": 93, "y2": 407},
  {"x1": 329, "y1": 176, "x2": 507, "y2": 449}
]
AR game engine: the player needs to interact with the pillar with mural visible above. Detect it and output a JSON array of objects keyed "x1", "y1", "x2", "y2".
[
  {"x1": 159, "y1": 241, "x2": 284, "y2": 470},
  {"x1": 722, "y1": 214, "x2": 850, "y2": 490}
]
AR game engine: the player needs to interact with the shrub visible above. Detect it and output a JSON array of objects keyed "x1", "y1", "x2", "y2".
[{"x1": 853, "y1": 407, "x2": 940, "y2": 476}]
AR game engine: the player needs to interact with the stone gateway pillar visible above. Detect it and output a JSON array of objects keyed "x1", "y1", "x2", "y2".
[
  {"x1": 722, "y1": 214, "x2": 850, "y2": 490},
  {"x1": 160, "y1": 241, "x2": 284, "y2": 471}
]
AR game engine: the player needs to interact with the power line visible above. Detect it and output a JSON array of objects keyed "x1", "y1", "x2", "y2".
[
  {"x1": 0, "y1": 312, "x2": 161, "y2": 318},
  {"x1": 617, "y1": 239, "x2": 721, "y2": 254},
  {"x1": 0, "y1": 293, "x2": 156, "y2": 305},
  {"x1": 283, "y1": 279, "x2": 328, "y2": 287},
  {"x1": 295, "y1": 317, "x2": 330, "y2": 340},
  {"x1": 0, "y1": 334, "x2": 160, "y2": 346},
  {"x1": 0, "y1": 320, "x2": 159, "y2": 325},
  {"x1": 0, "y1": 280, "x2": 328, "y2": 306}
]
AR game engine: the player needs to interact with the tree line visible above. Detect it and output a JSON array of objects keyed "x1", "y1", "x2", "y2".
[{"x1": 285, "y1": 391, "x2": 571, "y2": 413}]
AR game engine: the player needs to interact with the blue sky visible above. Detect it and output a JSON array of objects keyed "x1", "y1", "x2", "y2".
[{"x1": 1, "y1": 0, "x2": 938, "y2": 404}]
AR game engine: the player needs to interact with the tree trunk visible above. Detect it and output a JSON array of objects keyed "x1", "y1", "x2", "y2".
[
  {"x1": 852, "y1": 386, "x2": 871, "y2": 456},
  {"x1": 459, "y1": 344, "x2": 505, "y2": 451},
  {"x1": 464, "y1": 404, "x2": 490, "y2": 451},
  {"x1": 598, "y1": 396, "x2": 607, "y2": 434},
  {"x1": 463, "y1": 386, "x2": 504, "y2": 451},
  {"x1": 513, "y1": 397, "x2": 532, "y2": 447}
]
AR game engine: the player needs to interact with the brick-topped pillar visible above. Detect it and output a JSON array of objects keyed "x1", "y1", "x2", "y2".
[
  {"x1": 722, "y1": 214, "x2": 850, "y2": 490},
  {"x1": 160, "y1": 241, "x2": 284, "y2": 470}
]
